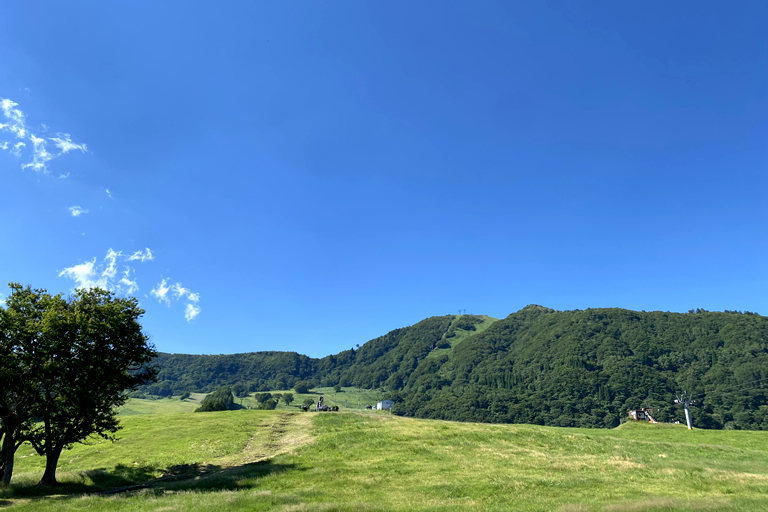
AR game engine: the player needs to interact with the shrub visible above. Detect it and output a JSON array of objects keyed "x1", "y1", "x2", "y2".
[{"x1": 195, "y1": 387, "x2": 234, "y2": 412}]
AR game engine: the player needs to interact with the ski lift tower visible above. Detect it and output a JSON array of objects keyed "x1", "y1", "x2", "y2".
[{"x1": 674, "y1": 391, "x2": 695, "y2": 430}]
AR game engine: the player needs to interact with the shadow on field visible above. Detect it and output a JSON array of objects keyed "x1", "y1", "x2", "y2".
[{"x1": 0, "y1": 459, "x2": 299, "y2": 505}]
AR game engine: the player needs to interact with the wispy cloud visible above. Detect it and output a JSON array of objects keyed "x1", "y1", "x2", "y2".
[
  {"x1": 59, "y1": 248, "x2": 197, "y2": 322},
  {"x1": 106, "y1": 189, "x2": 113, "y2": 199},
  {"x1": 127, "y1": 248, "x2": 154, "y2": 262},
  {"x1": 151, "y1": 278, "x2": 201, "y2": 322},
  {"x1": 0, "y1": 293, "x2": 6, "y2": 308},
  {"x1": 69, "y1": 205, "x2": 89, "y2": 217},
  {"x1": 150, "y1": 278, "x2": 172, "y2": 306},
  {"x1": 185, "y1": 303, "x2": 201, "y2": 321},
  {"x1": 59, "y1": 247, "x2": 154, "y2": 296},
  {"x1": 119, "y1": 268, "x2": 139, "y2": 295},
  {"x1": 0, "y1": 98, "x2": 87, "y2": 174}
]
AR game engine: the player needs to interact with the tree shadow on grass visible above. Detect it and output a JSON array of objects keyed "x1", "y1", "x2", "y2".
[{"x1": 0, "y1": 459, "x2": 300, "y2": 505}]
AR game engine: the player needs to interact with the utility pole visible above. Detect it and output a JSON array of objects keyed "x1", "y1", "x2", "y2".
[{"x1": 674, "y1": 391, "x2": 695, "y2": 430}]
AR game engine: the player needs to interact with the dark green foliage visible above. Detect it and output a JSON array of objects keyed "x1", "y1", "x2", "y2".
[
  {"x1": 231, "y1": 383, "x2": 248, "y2": 398},
  {"x1": 194, "y1": 387, "x2": 234, "y2": 412},
  {"x1": 253, "y1": 393, "x2": 272, "y2": 404},
  {"x1": 302, "y1": 398, "x2": 315, "y2": 407},
  {"x1": 293, "y1": 381, "x2": 312, "y2": 394},
  {"x1": 179, "y1": 392, "x2": 191, "y2": 401},
  {"x1": 282, "y1": 393, "x2": 294, "y2": 405},
  {"x1": 334, "y1": 385, "x2": 342, "y2": 393},
  {"x1": 256, "y1": 398, "x2": 278, "y2": 410}
]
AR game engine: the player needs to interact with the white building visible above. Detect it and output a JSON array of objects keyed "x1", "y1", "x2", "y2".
[{"x1": 376, "y1": 400, "x2": 394, "y2": 410}]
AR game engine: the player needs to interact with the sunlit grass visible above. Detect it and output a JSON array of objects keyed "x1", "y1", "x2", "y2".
[{"x1": 3, "y1": 411, "x2": 767, "y2": 511}]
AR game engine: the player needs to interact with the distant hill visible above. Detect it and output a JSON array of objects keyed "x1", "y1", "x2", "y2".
[{"x1": 141, "y1": 307, "x2": 768, "y2": 430}]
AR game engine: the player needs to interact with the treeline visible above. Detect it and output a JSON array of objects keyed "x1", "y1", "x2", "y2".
[
  {"x1": 142, "y1": 316, "x2": 460, "y2": 395},
  {"x1": 142, "y1": 307, "x2": 768, "y2": 430}
]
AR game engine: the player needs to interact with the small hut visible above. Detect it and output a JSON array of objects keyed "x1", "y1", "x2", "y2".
[
  {"x1": 376, "y1": 400, "x2": 394, "y2": 410},
  {"x1": 628, "y1": 408, "x2": 656, "y2": 423}
]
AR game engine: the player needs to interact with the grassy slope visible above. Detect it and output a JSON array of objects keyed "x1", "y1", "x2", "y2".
[
  {"x1": 117, "y1": 393, "x2": 207, "y2": 415},
  {"x1": 428, "y1": 315, "x2": 500, "y2": 359},
  {"x1": 3, "y1": 409, "x2": 768, "y2": 511}
]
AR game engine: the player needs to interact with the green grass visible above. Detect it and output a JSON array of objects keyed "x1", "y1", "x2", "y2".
[
  {"x1": 3, "y1": 410, "x2": 768, "y2": 511},
  {"x1": 118, "y1": 393, "x2": 206, "y2": 415}
]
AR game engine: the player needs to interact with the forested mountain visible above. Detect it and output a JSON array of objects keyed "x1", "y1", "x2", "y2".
[{"x1": 142, "y1": 306, "x2": 768, "y2": 430}]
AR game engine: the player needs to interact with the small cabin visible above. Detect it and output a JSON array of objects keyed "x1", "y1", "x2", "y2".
[
  {"x1": 377, "y1": 400, "x2": 394, "y2": 410},
  {"x1": 628, "y1": 408, "x2": 655, "y2": 422}
]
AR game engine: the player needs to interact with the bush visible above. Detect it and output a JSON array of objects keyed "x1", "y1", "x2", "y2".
[
  {"x1": 195, "y1": 387, "x2": 234, "y2": 412},
  {"x1": 258, "y1": 398, "x2": 278, "y2": 410},
  {"x1": 294, "y1": 381, "x2": 312, "y2": 394},
  {"x1": 254, "y1": 392, "x2": 273, "y2": 404},
  {"x1": 180, "y1": 392, "x2": 191, "y2": 401}
]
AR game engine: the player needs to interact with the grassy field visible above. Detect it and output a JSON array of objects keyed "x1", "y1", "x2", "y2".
[{"x1": 2, "y1": 406, "x2": 768, "y2": 511}]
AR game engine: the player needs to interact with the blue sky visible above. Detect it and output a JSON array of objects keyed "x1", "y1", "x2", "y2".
[{"x1": 1, "y1": 2, "x2": 765, "y2": 357}]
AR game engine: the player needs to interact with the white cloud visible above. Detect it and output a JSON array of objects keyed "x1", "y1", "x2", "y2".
[
  {"x1": 119, "y1": 268, "x2": 139, "y2": 295},
  {"x1": 49, "y1": 133, "x2": 87, "y2": 153},
  {"x1": 59, "y1": 247, "x2": 155, "y2": 296},
  {"x1": 59, "y1": 258, "x2": 103, "y2": 289},
  {"x1": 59, "y1": 248, "x2": 197, "y2": 322},
  {"x1": 69, "y1": 205, "x2": 88, "y2": 217},
  {"x1": 0, "y1": 294, "x2": 6, "y2": 308},
  {"x1": 127, "y1": 248, "x2": 154, "y2": 262},
  {"x1": 102, "y1": 249, "x2": 120, "y2": 280},
  {"x1": 106, "y1": 189, "x2": 113, "y2": 199},
  {"x1": 185, "y1": 303, "x2": 201, "y2": 322},
  {"x1": 152, "y1": 278, "x2": 201, "y2": 322},
  {"x1": 0, "y1": 98, "x2": 86, "y2": 174},
  {"x1": 150, "y1": 278, "x2": 172, "y2": 306}
]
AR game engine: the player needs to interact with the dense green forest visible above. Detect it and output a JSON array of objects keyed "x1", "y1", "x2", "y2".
[{"x1": 141, "y1": 306, "x2": 768, "y2": 430}]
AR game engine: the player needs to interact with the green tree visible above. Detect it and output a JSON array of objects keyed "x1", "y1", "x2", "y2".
[
  {"x1": 334, "y1": 385, "x2": 342, "y2": 393},
  {"x1": 282, "y1": 393, "x2": 294, "y2": 406},
  {"x1": 258, "y1": 398, "x2": 278, "y2": 410},
  {"x1": 231, "y1": 383, "x2": 248, "y2": 398},
  {"x1": 23, "y1": 287, "x2": 157, "y2": 485},
  {"x1": 180, "y1": 392, "x2": 191, "y2": 401},
  {"x1": 294, "y1": 381, "x2": 312, "y2": 394},
  {"x1": 195, "y1": 387, "x2": 234, "y2": 412},
  {"x1": 254, "y1": 392, "x2": 272, "y2": 404},
  {"x1": 0, "y1": 284, "x2": 59, "y2": 485},
  {"x1": 302, "y1": 398, "x2": 315, "y2": 408}
]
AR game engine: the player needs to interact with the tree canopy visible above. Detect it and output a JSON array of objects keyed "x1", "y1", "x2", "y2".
[{"x1": 0, "y1": 284, "x2": 157, "y2": 485}]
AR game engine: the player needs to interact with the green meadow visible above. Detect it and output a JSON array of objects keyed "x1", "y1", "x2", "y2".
[{"x1": 2, "y1": 397, "x2": 768, "y2": 511}]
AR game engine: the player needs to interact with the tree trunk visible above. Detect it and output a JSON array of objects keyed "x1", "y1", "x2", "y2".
[
  {"x1": 0, "y1": 429, "x2": 18, "y2": 485},
  {"x1": 38, "y1": 446, "x2": 63, "y2": 486}
]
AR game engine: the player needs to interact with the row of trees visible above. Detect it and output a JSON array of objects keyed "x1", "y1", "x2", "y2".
[{"x1": 0, "y1": 284, "x2": 157, "y2": 485}]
